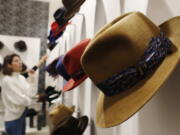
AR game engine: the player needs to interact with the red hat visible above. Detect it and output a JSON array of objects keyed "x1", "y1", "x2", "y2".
[{"x1": 63, "y1": 38, "x2": 91, "y2": 91}]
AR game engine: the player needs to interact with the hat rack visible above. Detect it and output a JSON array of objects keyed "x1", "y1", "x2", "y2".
[{"x1": 53, "y1": 25, "x2": 83, "y2": 118}]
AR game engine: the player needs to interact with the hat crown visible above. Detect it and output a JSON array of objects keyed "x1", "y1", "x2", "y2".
[
  {"x1": 49, "y1": 104, "x2": 74, "y2": 127},
  {"x1": 63, "y1": 39, "x2": 90, "y2": 75},
  {"x1": 81, "y1": 12, "x2": 160, "y2": 83},
  {"x1": 62, "y1": 0, "x2": 84, "y2": 9},
  {"x1": 56, "y1": 55, "x2": 71, "y2": 81}
]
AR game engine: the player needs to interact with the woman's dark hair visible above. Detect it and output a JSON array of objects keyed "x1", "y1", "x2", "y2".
[
  {"x1": 2, "y1": 54, "x2": 20, "y2": 76},
  {"x1": 0, "y1": 41, "x2": 4, "y2": 50}
]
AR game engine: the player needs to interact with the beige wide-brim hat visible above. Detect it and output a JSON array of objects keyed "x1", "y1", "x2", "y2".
[
  {"x1": 81, "y1": 12, "x2": 180, "y2": 128},
  {"x1": 49, "y1": 104, "x2": 75, "y2": 127}
]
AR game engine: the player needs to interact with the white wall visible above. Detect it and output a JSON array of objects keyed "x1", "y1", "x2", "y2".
[{"x1": 138, "y1": 0, "x2": 180, "y2": 135}]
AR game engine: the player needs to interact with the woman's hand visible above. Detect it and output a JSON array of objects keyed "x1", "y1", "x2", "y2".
[
  {"x1": 28, "y1": 69, "x2": 36, "y2": 75},
  {"x1": 38, "y1": 54, "x2": 48, "y2": 67}
]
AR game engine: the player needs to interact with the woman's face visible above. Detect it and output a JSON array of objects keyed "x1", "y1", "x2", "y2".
[{"x1": 8, "y1": 56, "x2": 23, "y2": 72}]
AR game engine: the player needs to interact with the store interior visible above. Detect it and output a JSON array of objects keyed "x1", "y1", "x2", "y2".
[{"x1": 0, "y1": 0, "x2": 180, "y2": 135}]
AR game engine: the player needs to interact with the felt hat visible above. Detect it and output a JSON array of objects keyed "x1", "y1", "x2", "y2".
[
  {"x1": 62, "y1": 0, "x2": 86, "y2": 20},
  {"x1": 52, "y1": 115, "x2": 89, "y2": 135},
  {"x1": 58, "y1": 38, "x2": 91, "y2": 91},
  {"x1": 46, "y1": 57, "x2": 60, "y2": 77},
  {"x1": 55, "y1": 55, "x2": 71, "y2": 81},
  {"x1": 14, "y1": 40, "x2": 27, "y2": 52},
  {"x1": 53, "y1": 7, "x2": 68, "y2": 26},
  {"x1": 47, "y1": 41, "x2": 58, "y2": 51},
  {"x1": 81, "y1": 12, "x2": 180, "y2": 128},
  {"x1": 49, "y1": 104, "x2": 75, "y2": 128}
]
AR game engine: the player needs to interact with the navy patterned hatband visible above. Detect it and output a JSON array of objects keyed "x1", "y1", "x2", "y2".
[{"x1": 96, "y1": 32, "x2": 172, "y2": 96}]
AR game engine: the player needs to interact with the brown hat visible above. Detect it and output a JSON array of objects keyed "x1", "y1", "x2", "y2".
[
  {"x1": 62, "y1": 0, "x2": 86, "y2": 20},
  {"x1": 81, "y1": 12, "x2": 180, "y2": 128},
  {"x1": 52, "y1": 116, "x2": 89, "y2": 135},
  {"x1": 49, "y1": 104, "x2": 75, "y2": 127}
]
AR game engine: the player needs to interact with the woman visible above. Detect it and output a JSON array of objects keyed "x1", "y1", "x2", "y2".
[{"x1": 1, "y1": 53, "x2": 47, "y2": 135}]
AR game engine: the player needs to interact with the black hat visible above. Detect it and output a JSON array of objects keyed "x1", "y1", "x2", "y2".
[
  {"x1": 52, "y1": 116, "x2": 89, "y2": 135},
  {"x1": 14, "y1": 40, "x2": 27, "y2": 52},
  {"x1": 0, "y1": 41, "x2": 4, "y2": 50},
  {"x1": 53, "y1": 7, "x2": 68, "y2": 26},
  {"x1": 47, "y1": 42, "x2": 58, "y2": 51},
  {"x1": 37, "y1": 86, "x2": 62, "y2": 106}
]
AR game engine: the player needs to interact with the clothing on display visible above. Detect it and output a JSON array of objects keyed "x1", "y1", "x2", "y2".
[{"x1": 52, "y1": 116, "x2": 88, "y2": 135}]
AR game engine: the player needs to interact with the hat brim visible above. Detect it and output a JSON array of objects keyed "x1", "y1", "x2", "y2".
[
  {"x1": 50, "y1": 105, "x2": 75, "y2": 133},
  {"x1": 96, "y1": 48, "x2": 179, "y2": 127},
  {"x1": 160, "y1": 16, "x2": 180, "y2": 52},
  {"x1": 63, "y1": 75, "x2": 88, "y2": 91},
  {"x1": 64, "y1": 0, "x2": 85, "y2": 20},
  {"x1": 95, "y1": 16, "x2": 180, "y2": 128}
]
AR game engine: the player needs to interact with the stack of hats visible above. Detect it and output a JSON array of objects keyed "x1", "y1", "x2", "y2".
[
  {"x1": 46, "y1": 38, "x2": 91, "y2": 91},
  {"x1": 46, "y1": 11, "x2": 180, "y2": 129},
  {"x1": 49, "y1": 104, "x2": 88, "y2": 135},
  {"x1": 47, "y1": 0, "x2": 86, "y2": 51}
]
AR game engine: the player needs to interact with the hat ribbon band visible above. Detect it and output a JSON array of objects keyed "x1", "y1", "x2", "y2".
[{"x1": 96, "y1": 31, "x2": 172, "y2": 96}]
